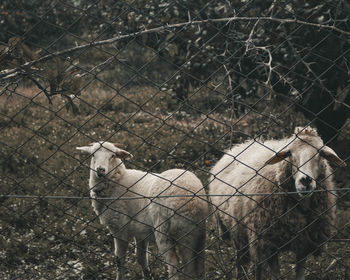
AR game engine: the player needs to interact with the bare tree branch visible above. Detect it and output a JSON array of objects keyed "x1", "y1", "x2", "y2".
[{"x1": 1, "y1": 16, "x2": 349, "y2": 81}]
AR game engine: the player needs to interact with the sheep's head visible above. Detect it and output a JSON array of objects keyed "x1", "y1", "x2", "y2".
[
  {"x1": 77, "y1": 142, "x2": 132, "y2": 179},
  {"x1": 265, "y1": 127, "x2": 346, "y2": 196}
]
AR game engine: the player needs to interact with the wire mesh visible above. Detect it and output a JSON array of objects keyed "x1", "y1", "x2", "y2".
[{"x1": 1, "y1": 1, "x2": 350, "y2": 279}]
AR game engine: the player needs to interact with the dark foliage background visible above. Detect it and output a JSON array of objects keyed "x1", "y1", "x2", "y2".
[{"x1": 1, "y1": 0, "x2": 350, "y2": 142}]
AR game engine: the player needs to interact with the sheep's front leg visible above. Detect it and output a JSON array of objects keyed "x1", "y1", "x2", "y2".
[
  {"x1": 136, "y1": 239, "x2": 152, "y2": 280},
  {"x1": 114, "y1": 238, "x2": 128, "y2": 280}
]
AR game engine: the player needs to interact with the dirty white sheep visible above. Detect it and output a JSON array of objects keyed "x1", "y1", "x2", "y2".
[
  {"x1": 209, "y1": 126, "x2": 346, "y2": 280},
  {"x1": 77, "y1": 142, "x2": 208, "y2": 280}
]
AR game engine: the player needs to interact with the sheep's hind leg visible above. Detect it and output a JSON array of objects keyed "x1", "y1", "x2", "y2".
[
  {"x1": 295, "y1": 257, "x2": 306, "y2": 280},
  {"x1": 136, "y1": 239, "x2": 152, "y2": 280},
  {"x1": 114, "y1": 238, "x2": 128, "y2": 280},
  {"x1": 254, "y1": 262, "x2": 262, "y2": 280},
  {"x1": 155, "y1": 231, "x2": 180, "y2": 280},
  {"x1": 236, "y1": 246, "x2": 249, "y2": 280},
  {"x1": 268, "y1": 253, "x2": 280, "y2": 279},
  {"x1": 177, "y1": 227, "x2": 206, "y2": 279}
]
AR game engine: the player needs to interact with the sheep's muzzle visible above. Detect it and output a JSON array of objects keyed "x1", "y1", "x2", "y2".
[{"x1": 96, "y1": 167, "x2": 106, "y2": 177}]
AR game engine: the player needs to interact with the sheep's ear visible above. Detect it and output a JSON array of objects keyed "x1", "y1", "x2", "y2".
[
  {"x1": 76, "y1": 146, "x2": 93, "y2": 154},
  {"x1": 320, "y1": 146, "x2": 347, "y2": 167},
  {"x1": 115, "y1": 149, "x2": 133, "y2": 160},
  {"x1": 265, "y1": 150, "x2": 291, "y2": 165}
]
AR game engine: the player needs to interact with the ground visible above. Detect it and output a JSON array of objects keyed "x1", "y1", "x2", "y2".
[{"x1": 0, "y1": 84, "x2": 349, "y2": 279}]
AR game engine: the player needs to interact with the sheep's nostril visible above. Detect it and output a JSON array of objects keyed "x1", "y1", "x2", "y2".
[
  {"x1": 97, "y1": 167, "x2": 106, "y2": 177},
  {"x1": 300, "y1": 176, "x2": 312, "y2": 187}
]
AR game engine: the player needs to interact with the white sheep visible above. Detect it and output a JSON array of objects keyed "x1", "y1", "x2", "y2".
[
  {"x1": 208, "y1": 126, "x2": 346, "y2": 280},
  {"x1": 77, "y1": 142, "x2": 208, "y2": 280}
]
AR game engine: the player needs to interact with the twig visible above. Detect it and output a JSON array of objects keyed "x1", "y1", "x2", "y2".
[
  {"x1": 245, "y1": 19, "x2": 260, "y2": 54},
  {"x1": 246, "y1": 45, "x2": 274, "y2": 98},
  {"x1": 258, "y1": 46, "x2": 274, "y2": 87},
  {"x1": 0, "y1": 82, "x2": 11, "y2": 95},
  {"x1": 223, "y1": 65, "x2": 233, "y2": 92},
  {"x1": 25, "y1": 74, "x2": 52, "y2": 104},
  {"x1": 1, "y1": 16, "x2": 349, "y2": 80},
  {"x1": 222, "y1": 64, "x2": 238, "y2": 146},
  {"x1": 80, "y1": 55, "x2": 118, "y2": 78},
  {"x1": 325, "y1": 259, "x2": 338, "y2": 272},
  {"x1": 334, "y1": 100, "x2": 350, "y2": 111}
]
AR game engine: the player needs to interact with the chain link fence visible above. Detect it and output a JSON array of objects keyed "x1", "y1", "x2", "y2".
[{"x1": 1, "y1": 0, "x2": 350, "y2": 279}]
